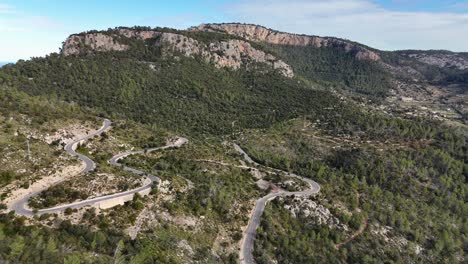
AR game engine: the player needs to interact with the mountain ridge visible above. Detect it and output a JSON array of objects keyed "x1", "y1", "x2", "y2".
[
  {"x1": 12, "y1": 23, "x2": 468, "y2": 125},
  {"x1": 189, "y1": 23, "x2": 381, "y2": 61},
  {"x1": 61, "y1": 28, "x2": 294, "y2": 77}
]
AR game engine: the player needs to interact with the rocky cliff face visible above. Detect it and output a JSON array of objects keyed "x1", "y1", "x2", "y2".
[
  {"x1": 157, "y1": 33, "x2": 294, "y2": 77},
  {"x1": 398, "y1": 51, "x2": 468, "y2": 70},
  {"x1": 61, "y1": 29, "x2": 293, "y2": 77},
  {"x1": 189, "y1": 23, "x2": 381, "y2": 62},
  {"x1": 62, "y1": 33, "x2": 129, "y2": 56}
]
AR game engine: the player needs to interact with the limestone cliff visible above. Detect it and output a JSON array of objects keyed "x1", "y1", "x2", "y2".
[
  {"x1": 189, "y1": 23, "x2": 381, "y2": 62},
  {"x1": 62, "y1": 33, "x2": 129, "y2": 56},
  {"x1": 398, "y1": 51, "x2": 468, "y2": 71},
  {"x1": 61, "y1": 29, "x2": 294, "y2": 77},
  {"x1": 157, "y1": 33, "x2": 294, "y2": 77}
]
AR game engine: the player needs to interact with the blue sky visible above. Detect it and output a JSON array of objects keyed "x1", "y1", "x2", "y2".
[{"x1": 1, "y1": 0, "x2": 468, "y2": 61}]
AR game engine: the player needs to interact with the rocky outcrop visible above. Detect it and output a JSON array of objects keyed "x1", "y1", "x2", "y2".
[
  {"x1": 398, "y1": 51, "x2": 468, "y2": 70},
  {"x1": 62, "y1": 33, "x2": 129, "y2": 56},
  {"x1": 157, "y1": 33, "x2": 293, "y2": 77},
  {"x1": 280, "y1": 196, "x2": 348, "y2": 231},
  {"x1": 117, "y1": 28, "x2": 161, "y2": 40},
  {"x1": 61, "y1": 29, "x2": 294, "y2": 77},
  {"x1": 190, "y1": 23, "x2": 381, "y2": 62}
]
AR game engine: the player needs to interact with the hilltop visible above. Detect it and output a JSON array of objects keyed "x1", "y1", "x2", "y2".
[
  {"x1": 189, "y1": 23, "x2": 381, "y2": 61},
  {"x1": 55, "y1": 23, "x2": 467, "y2": 124}
]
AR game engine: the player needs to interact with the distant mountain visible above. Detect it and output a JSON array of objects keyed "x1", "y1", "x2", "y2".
[
  {"x1": 0, "y1": 62, "x2": 11, "y2": 67},
  {"x1": 396, "y1": 49, "x2": 468, "y2": 70}
]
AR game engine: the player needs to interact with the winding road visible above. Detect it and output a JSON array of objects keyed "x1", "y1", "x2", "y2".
[
  {"x1": 108, "y1": 136, "x2": 188, "y2": 185},
  {"x1": 11, "y1": 119, "x2": 187, "y2": 216},
  {"x1": 10, "y1": 118, "x2": 318, "y2": 264},
  {"x1": 11, "y1": 119, "x2": 111, "y2": 215},
  {"x1": 234, "y1": 144, "x2": 321, "y2": 264}
]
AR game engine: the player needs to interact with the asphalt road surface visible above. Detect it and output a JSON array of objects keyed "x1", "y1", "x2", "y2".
[
  {"x1": 11, "y1": 118, "x2": 316, "y2": 264},
  {"x1": 11, "y1": 119, "x2": 111, "y2": 216},
  {"x1": 11, "y1": 119, "x2": 187, "y2": 216},
  {"x1": 234, "y1": 144, "x2": 321, "y2": 264}
]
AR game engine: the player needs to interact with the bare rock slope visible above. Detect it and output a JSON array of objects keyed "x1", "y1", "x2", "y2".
[
  {"x1": 189, "y1": 23, "x2": 381, "y2": 62},
  {"x1": 62, "y1": 33, "x2": 128, "y2": 56},
  {"x1": 62, "y1": 29, "x2": 294, "y2": 77},
  {"x1": 398, "y1": 51, "x2": 468, "y2": 70}
]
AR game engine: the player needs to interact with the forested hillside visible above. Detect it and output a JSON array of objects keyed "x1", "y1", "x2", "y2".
[
  {"x1": 259, "y1": 43, "x2": 392, "y2": 97},
  {"x1": 238, "y1": 118, "x2": 466, "y2": 263},
  {"x1": 1, "y1": 52, "x2": 338, "y2": 136},
  {"x1": 0, "y1": 25, "x2": 466, "y2": 263}
]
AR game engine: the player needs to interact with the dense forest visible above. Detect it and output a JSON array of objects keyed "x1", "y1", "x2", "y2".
[
  {"x1": 261, "y1": 44, "x2": 393, "y2": 98},
  {"x1": 0, "y1": 48, "x2": 344, "y2": 136},
  {"x1": 238, "y1": 116, "x2": 466, "y2": 263}
]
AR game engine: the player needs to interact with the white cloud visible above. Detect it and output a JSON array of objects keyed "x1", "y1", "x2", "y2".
[{"x1": 224, "y1": 0, "x2": 468, "y2": 51}]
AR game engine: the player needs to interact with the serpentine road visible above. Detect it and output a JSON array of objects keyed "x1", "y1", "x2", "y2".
[
  {"x1": 11, "y1": 119, "x2": 187, "y2": 216},
  {"x1": 234, "y1": 144, "x2": 321, "y2": 264},
  {"x1": 11, "y1": 118, "x2": 317, "y2": 264}
]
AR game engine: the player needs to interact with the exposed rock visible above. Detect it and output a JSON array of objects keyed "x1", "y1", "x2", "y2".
[
  {"x1": 158, "y1": 180, "x2": 172, "y2": 194},
  {"x1": 249, "y1": 168, "x2": 263, "y2": 179},
  {"x1": 156, "y1": 33, "x2": 293, "y2": 77},
  {"x1": 371, "y1": 224, "x2": 392, "y2": 242},
  {"x1": 280, "y1": 196, "x2": 347, "y2": 231},
  {"x1": 158, "y1": 32, "x2": 206, "y2": 57},
  {"x1": 399, "y1": 51, "x2": 468, "y2": 70},
  {"x1": 414, "y1": 244, "x2": 423, "y2": 255},
  {"x1": 190, "y1": 23, "x2": 380, "y2": 62},
  {"x1": 43, "y1": 123, "x2": 93, "y2": 145},
  {"x1": 62, "y1": 33, "x2": 128, "y2": 56},
  {"x1": 371, "y1": 224, "x2": 424, "y2": 255},
  {"x1": 278, "y1": 179, "x2": 301, "y2": 191},
  {"x1": 209, "y1": 39, "x2": 293, "y2": 77},
  {"x1": 177, "y1": 240, "x2": 194, "y2": 256},
  {"x1": 256, "y1": 179, "x2": 271, "y2": 190},
  {"x1": 61, "y1": 29, "x2": 294, "y2": 77},
  {"x1": 117, "y1": 28, "x2": 161, "y2": 40}
]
